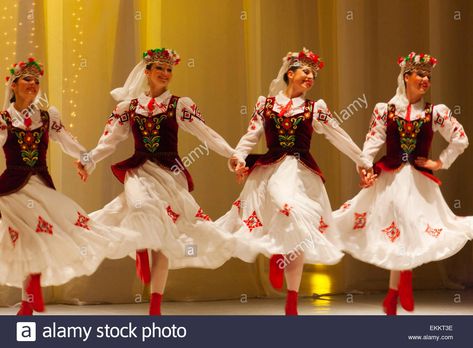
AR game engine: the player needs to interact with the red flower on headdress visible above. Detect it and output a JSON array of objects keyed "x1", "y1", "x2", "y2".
[{"x1": 28, "y1": 57, "x2": 35, "y2": 62}]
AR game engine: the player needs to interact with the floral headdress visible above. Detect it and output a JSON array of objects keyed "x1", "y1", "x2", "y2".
[
  {"x1": 285, "y1": 48, "x2": 325, "y2": 74},
  {"x1": 268, "y1": 47, "x2": 324, "y2": 97},
  {"x1": 398, "y1": 52, "x2": 437, "y2": 74},
  {"x1": 142, "y1": 48, "x2": 180, "y2": 66},
  {"x1": 6, "y1": 57, "x2": 44, "y2": 82},
  {"x1": 110, "y1": 48, "x2": 181, "y2": 101}
]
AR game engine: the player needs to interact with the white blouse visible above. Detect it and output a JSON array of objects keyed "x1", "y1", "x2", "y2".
[
  {"x1": 82, "y1": 91, "x2": 237, "y2": 173},
  {"x1": 362, "y1": 100, "x2": 469, "y2": 169},
  {"x1": 233, "y1": 92, "x2": 371, "y2": 168},
  {"x1": 0, "y1": 104, "x2": 86, "y2": 160}
]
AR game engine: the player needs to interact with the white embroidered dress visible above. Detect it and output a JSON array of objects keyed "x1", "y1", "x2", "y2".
[
  {"x1": 83, "y1": 91, "x2": 238, "y2": 269},
  {"x1": 333, "y1": 100, "x2": 473, "y2": 270},
  {"x1": 217, "y1": 92, "x2": 371, "y2": 264},
  {"x1": 0, "y1": 105, "x2": 138, "y2": 288}
]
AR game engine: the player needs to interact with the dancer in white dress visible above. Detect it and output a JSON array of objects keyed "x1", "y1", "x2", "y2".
[
  {"x1": 218, "y1": 48, "x2": 371, "y2": 315},
  {"x1": 76, "y1": 48, "x2": 242, "y2": 315},
  {"x1": 333, "y1": 52, "x2": 472, "y2": 315},
  {"x1": 0, "y1": 58, "x2": 138, "y2": 315}
]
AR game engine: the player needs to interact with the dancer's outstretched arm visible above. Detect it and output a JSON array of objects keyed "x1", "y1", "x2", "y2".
[
  {"x1": 79, "y1": 101, "x2": 131, "y2": 174},
  {"x1": 175, "y1": 97, "x2": 237, "y2": 159},
  {"x1": 311, "y1": 99, "x2": 371, "y2": 169},
  {"x1": 48, "y1": 106, "x2": 87, "y2": 159}
]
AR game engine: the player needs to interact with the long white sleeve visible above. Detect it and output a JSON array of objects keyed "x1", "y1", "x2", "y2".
[
  {"x1": 176, "y1": 97, "x2": 236, "y2": 158},
  {"x1": 432, "y1": 104, "x2": 469, "y2": 169},
  {"x1": 0, "y1": 114, "x2": 8, "y2": 148},
  {"x1": 360, "y1": 103, "x2": 388, "y2": 167},
  {"x1": 48, "y1": 106, "x2": 86, "y2": 159},
  {"x1": 81, "y1": 101, "x2": 131, "y2": 173},
  {"x1": 233, "y1": 96, "x2": 266, "y2": 162},
  {"x1": 312, "y1": 99, "x2": 370, "y2": 168}
]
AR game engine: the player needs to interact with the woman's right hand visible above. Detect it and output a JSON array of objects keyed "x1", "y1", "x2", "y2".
[
  {"x1": 358, "y1": 167, "x2": 377, "y2": 188},
  {"x1": 235, "y1": 164, "x2": 249, "y2": 184},
  {"x1": 229, "y1": 155, "x2": 241, "y2": 171},
  {"x1": 75, "y1": 160, "x2": 89, "y2": 182}
]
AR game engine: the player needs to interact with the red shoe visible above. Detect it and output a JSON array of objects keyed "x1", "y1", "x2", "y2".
[
  {"x1": 269, "y1": 254, "x2": 284, "y2": 290},
  {"x1": 285, "y1": 290, "x2": 298, "y2": 316},
  {"x1": 399, "y1": 271, "x2": 414, "y2": 311},
  {"x1": 17, "y1": 301, "x2": 33, "y2": 316},
  {"x1": 25, "y1": 274, "x2": 44, "y2": 312},
  {"x1": 149, "y1": 293, "x2": 162, "y2": 316},
  {"x1": 136, "y1": 250, "x2": 151, "y2": 285},
  {"x1": 382, "y1": 288, "x2": 398, "y2": 315}
]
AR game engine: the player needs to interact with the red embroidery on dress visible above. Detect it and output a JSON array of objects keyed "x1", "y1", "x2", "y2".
[
  {"x1": 36, "y1": 216, "x2": 53, "y2": 235},
  {"x1": 316, "y1": 110, "x2": 332, "y2": 124},
  {"x1": 195, "y1": 208, "x2": 211, "y2": 221},
  {"x1": 425, "y1": 224, "x2": 442, "y2": 237},
  {"x1": 353, "y1": 212, "x2": 367, "y2": 230},
  {"x1": 75, "y1": 211, "x2": 90, "y2": 230},
  {"x1": 233, "y1": 200, "x2": 242, "y2": 213},
  {"x1": 111, "y1": 112, "x2": 129, "y2": 126},
  {"x1": 180, "y1": 104, "x2": 205, "y2": 123},
  {"x1": 340, "y1": 202, "x2": 351, "y2": 210},
  {"x1": 382, "y1": 221, "x2": 400, "y2": 242},
  {"x1": 279, "y1": 204, "x2": 292, "y2": 216},
  {"x1": 166, "y1": 205, "x2": 180, "y2": 223},
  {"x1": 319, "y1": 217, "x2": 329, "y2": 234},
  {"x1": 51, "y1": 120, "x2": 64, "y2": 132},
  {"x1": 244, "y1": 211, "x2": 263, "y2": 232},
  {"x1": 9, "y1": 227, "x2": 19, "y2": 247}
]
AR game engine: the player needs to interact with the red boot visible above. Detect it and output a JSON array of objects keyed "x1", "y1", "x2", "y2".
[
  {"x1": 269, "y1": 254, "x2": 285, "y2": 290},
  {"x1": 149, "y1": 293, "x2": 162, "y2": 316},
  {"x1": 285, "y1": 290, "x2": 298, "y2": 316},
  {"x1": 382, "y1": 288, "x2": 398, "y2": 315},
  {"x1": 399, "y1": 271, "x2": 414, "y2": 311},
  {"x1": 25, "y1": 274, "x2": 44, "y2": 312},
  {"x1": 17, "y1": 301, "x2": 33, "y2": 316},
  {"x1": 136, "y1": 250, "x2": 151, "y2": 285}
]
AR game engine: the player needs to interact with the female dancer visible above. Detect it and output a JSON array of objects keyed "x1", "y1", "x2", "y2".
[
  {"x1": 0, "y1": 58, "x2": 137, "y2": 315},
  {"x1": 77, "y1": 48, "x2": 242, "y2": 315},
  {"x1": 220, "y1": 48, "x2": 371, "y2": 315},
  {"x1": 334, "y1": 52, "x2": 472, "y2": 315}
]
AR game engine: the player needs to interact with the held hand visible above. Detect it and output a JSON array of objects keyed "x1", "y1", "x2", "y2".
[
  {"x1": 74, "y1": 160, "x2": 89, "y2": 182},
  {"x1": 235, "y1": 164, "x2": 249, "y2": 184},
  {"x1": 358, "y1": 167, "x2": 377, "y2": 188},
  {"x1": 229, "y1": 156, "x2": 241, "y2": 171},
  {"x1": 415, "y1": 157, "x2": 442, "y2": 171}
]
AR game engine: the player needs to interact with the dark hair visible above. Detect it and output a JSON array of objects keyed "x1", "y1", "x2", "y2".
[
  {"x1": 146, "y1": 63, "x2": 153, "y2": 70},
  {"x1": 9, "y1": 77, "x2": 19, "y2": 103},
  {"x1": 283, "y1": 66, "x2": 300, "y2": 84},
  {"x1": 403, "y1": 71, "x2": 413, "y2": 88}
]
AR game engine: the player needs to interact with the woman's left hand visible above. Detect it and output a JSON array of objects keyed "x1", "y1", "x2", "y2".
[{"x1": 415, "y1": 157, "x2": 443, "y2": 171}]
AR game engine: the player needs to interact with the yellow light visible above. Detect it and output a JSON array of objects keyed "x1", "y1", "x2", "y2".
[
  {"x1": 309, "y1": 272, "x2": 332, "y2": 295},
  {"x1": 309, "y1": 272, "x2": 333, "y2": 311},
  {"x1": 69, "y1": 123, "x2": 74, "y2": 128}
]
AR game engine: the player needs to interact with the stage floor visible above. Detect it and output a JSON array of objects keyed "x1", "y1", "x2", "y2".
[{"x1": 1, "y1": 289, "x2": 472, "y2": 316}]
